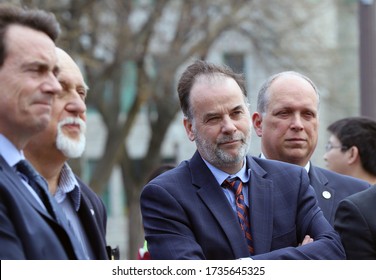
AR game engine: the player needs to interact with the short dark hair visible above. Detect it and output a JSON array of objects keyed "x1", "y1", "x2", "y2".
[
  {"x1": 327, "y1": 116, "x2": 376, "y2": 176},
  {"x1": 0, "y1": 4, "x2": 61, "y2": 67},
  {"x1": 177, "y1": 60, "x2": 247, "y2": 120}
]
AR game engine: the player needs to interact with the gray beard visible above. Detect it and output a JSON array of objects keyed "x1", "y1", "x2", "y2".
[
  {"x1": 56, "y1": 117, "x2": 86, "y2": 158},
  {"x1": 194, "y1": 128, "x2": 251, "y2": 168}
]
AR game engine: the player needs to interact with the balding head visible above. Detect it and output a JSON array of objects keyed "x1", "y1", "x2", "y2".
[{"x1": 56, "y1": 47, "x2": 88, "y2": 92}]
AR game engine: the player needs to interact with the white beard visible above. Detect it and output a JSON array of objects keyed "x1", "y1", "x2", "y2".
[{"x1": 56, "y1": 117, "x2": 86, "y2": 158}]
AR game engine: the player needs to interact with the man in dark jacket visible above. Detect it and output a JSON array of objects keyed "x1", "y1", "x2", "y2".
[
  {"x1": 252, "y1": 71, "x2": 370, "y2": 225},
  {"x1": 24, "y1": 48, "x2": 114, "y2": 259}
]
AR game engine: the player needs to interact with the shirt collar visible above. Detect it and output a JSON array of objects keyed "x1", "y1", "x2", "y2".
[
  {"x1": 0, "y1": 134, "x2": 25, "y2": 167},
  {"x1": 54, "y1": 163, "x2": 81, "y2": 211},
  {"x1": 201, "y1": 156, "x2": 250, "y2": 185}
]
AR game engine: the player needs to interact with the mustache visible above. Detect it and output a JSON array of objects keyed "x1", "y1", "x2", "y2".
[
  {"x1": 217, "y1": 133, "x2": 244, "y2": 144},
  {"x1": 58, "y1": 117, "x2": 86, "y2": 133}
]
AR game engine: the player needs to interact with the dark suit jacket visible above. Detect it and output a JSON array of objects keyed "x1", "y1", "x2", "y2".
[
  {"x1": 75, "y1": 177, "x2": 109, "y2": 260},
  {"x1": 308, "y1": 166, "x2": 370, "y2": 225},
  {"x1": 334, "y1": 186, "x2": 376, "y2": 259},
  {"x1": 140, "y1": 151, "x2": 345, "y2": 260},
  {"x1": 0, "y1": 155, "x2": 80, "y2": 259}
]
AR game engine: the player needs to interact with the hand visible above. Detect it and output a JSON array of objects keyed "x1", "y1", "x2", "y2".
[{"x1": 299, "y1": 235, "x2": 314, "y2": 246}]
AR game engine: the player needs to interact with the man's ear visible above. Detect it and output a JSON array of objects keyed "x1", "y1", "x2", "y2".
[
  {"x1": 183, "y1": 118, "x2": 195, "y2": 142},
  {"x1": 252, "y1": 112, "x2": 263, "y2": 137},
  {"x1": 347, "y1": 146, "x2": 359, "y2": 165}
]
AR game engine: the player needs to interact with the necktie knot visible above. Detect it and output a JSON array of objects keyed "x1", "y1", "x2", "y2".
[
  {"x1": 16, "y1": 160, "x2": 48, "y2": 191},
  {"x1": 223, "y1": 178, "x2": 243, "y2": 196},
  {"x1": 17, "y1": 160, "x2": 38, "y2": 179}
]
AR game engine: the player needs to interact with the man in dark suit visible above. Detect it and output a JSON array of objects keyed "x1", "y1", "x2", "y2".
[
  {"x1": 140, "y1": 60, "x2": 345, "y2": 259},
  {"x1": 334, "y1": 186, "x2": 376, "y2": 259},
  {"x1": 23, "y1": 48, "x2": 114, "y2": 259},
  {"x1": 0, "y1": 4, "x2": 85, "y2": 259},
  {"x1": 252, "y1": 71, "x2": 369, "y2": 225}
]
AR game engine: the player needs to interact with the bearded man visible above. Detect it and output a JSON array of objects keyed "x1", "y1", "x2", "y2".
[
  {"x1": 140, "y1": 60, "x2": 345, "y2": 260},
  {"x1": 24, "y1": 48, "x2": 113, "y2": 259}
]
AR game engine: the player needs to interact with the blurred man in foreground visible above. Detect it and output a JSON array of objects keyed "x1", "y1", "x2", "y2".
[{"x1": 0, "y1": 4, "x2": 85, "y2": 259}]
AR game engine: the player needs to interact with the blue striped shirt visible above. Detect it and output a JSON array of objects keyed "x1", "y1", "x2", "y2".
[{"x1": 54, "y1": 164, "x2": 94, "y2": 259}]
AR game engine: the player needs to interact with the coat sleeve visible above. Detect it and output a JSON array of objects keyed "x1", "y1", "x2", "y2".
[{"x1": 140, "y1": 183, "x2": 206, "y2": 260}]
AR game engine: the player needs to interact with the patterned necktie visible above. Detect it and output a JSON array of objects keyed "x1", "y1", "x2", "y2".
[
  {"x1": 16, "y1": 159, "x2": 56, "y2": 219},
  {"x1": 223, "y1": 178, "x2": 254, "y2": 254}
]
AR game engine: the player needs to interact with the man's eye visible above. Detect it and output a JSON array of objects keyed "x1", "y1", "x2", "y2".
[
  {"x1": 232, "y1": 110, "x2": 243, "y2": 116},
  {"x1": 29, "y1": 67, "x2": 42, "y2": 73},
  {"x1": 276, "y1": 111, "x2": 289, "y2": 116},
  {"x1": 78, "y1": 91, "x2": 87, "y2": 100},
  {"x1": 207, "y1": 117, "x2": 220, "y2": 123},
  {"x1": 304, "y1": 112, "x2": 315, "y2": 118}
]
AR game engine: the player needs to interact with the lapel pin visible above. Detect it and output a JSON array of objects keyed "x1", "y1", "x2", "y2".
[{"x1": 322, "y1": 191, "x2": 331, "y2": 199}]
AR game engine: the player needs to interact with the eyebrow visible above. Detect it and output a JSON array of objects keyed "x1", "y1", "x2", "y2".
[
  {"x1": 21, "y1": 60, "x2": 60, "y2": 74},
  {"x1": 21, "y1": 61, "x2": 46, "y2": 69},
  {"x1": 203, "y1": 105, "x2": 245, "y2": 118},
  {"x1": 232, "y1": 105, "x2": 244, "y2": 111}
]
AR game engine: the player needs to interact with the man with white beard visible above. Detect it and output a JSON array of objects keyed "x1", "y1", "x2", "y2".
[{"x1": 24, "y1": 47, "x2": 116, "y2": 259}]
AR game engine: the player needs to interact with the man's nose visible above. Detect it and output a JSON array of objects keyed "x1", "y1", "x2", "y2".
[
  {"x1": 66, "y1": 93, "x2": 86, "y2": 116},
  {"x1": 221, "y1": 115, "x2": 237, "y2": 133},
  {"x1": 290, "y1": 114, "x2": 304, "y2": 130},
  {"x1": 41, "y1": 73, "x2": 62, "y2": 96}
]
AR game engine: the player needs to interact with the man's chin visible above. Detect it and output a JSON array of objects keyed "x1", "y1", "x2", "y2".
[
  {"x1": 56, "y1": 135, "x2": 85, "y2": 159},
  {"x1": 59, "y1": 147, "x2": 85, "y2": 159}
]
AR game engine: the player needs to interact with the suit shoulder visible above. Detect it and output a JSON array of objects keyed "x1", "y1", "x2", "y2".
[
  {"x1": 314, "y1": 166, "x2": 370, "y2": 188},
  {"x1": 146, "y1": 162, "x2": 190, "y2": 188},
  {"x1": 342, "y1": 185, "x2": 376, "y2": 204},
  {"x1": 250, "y1": 156, "x2": 305, "y2": 174}
]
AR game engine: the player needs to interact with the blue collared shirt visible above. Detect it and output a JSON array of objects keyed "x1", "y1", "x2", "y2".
[
  {"x1": 202, "y1": 157, "x2": 251, "y2": 214},
  {"x1": 0, "y1": 134, "x2": 46, "y2": 207},
  {"x1": 54, "y1": 163, "x2": 94, "y2": 259}
]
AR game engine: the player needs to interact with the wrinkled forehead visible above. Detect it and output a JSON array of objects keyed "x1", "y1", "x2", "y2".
[
  {"x1": 56, "y1": 48, "x2": 87, "y2": 88},
  {"x1": 56, "y1": 48, "x2": 80, "y2": 74},
  {"x1": 268, "y1": 75, "x2": 319, "y2": 106}
]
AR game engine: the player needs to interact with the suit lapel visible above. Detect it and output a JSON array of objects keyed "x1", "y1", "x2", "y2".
[
  {"x1": 78, "y1": 189, "x2": 107, "y2": 259},
  {"x1": 190, "y1": 152, "x2": 249, "y2": 258},
  {"x1": 248, "y1": 163, "x2": 274, "y2": 254},
  {"x1": 197, "y1": 181, "x2": 250, "y2": 258},
  {"x1": 308, "y1": 166, "x2": 334, "y2": 223},
  {"x1": 0, "y1": 156, "x2": 55, "y2": 220}
]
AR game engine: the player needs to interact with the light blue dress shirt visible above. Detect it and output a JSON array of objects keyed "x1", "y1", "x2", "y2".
[
  {"x1": 54, "y1": 163, "x2": 94, "y2": 260},
  {"x1": 0, "y1": 134, "x2": 45, "y2": 207},
  {"x1": 201, "y1": 157, "x2": 251, "y2": 214}
]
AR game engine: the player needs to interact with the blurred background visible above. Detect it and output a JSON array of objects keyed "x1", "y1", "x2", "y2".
[{"x1": 5, "y1": 0, "x2": 376, "y2": 259}]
